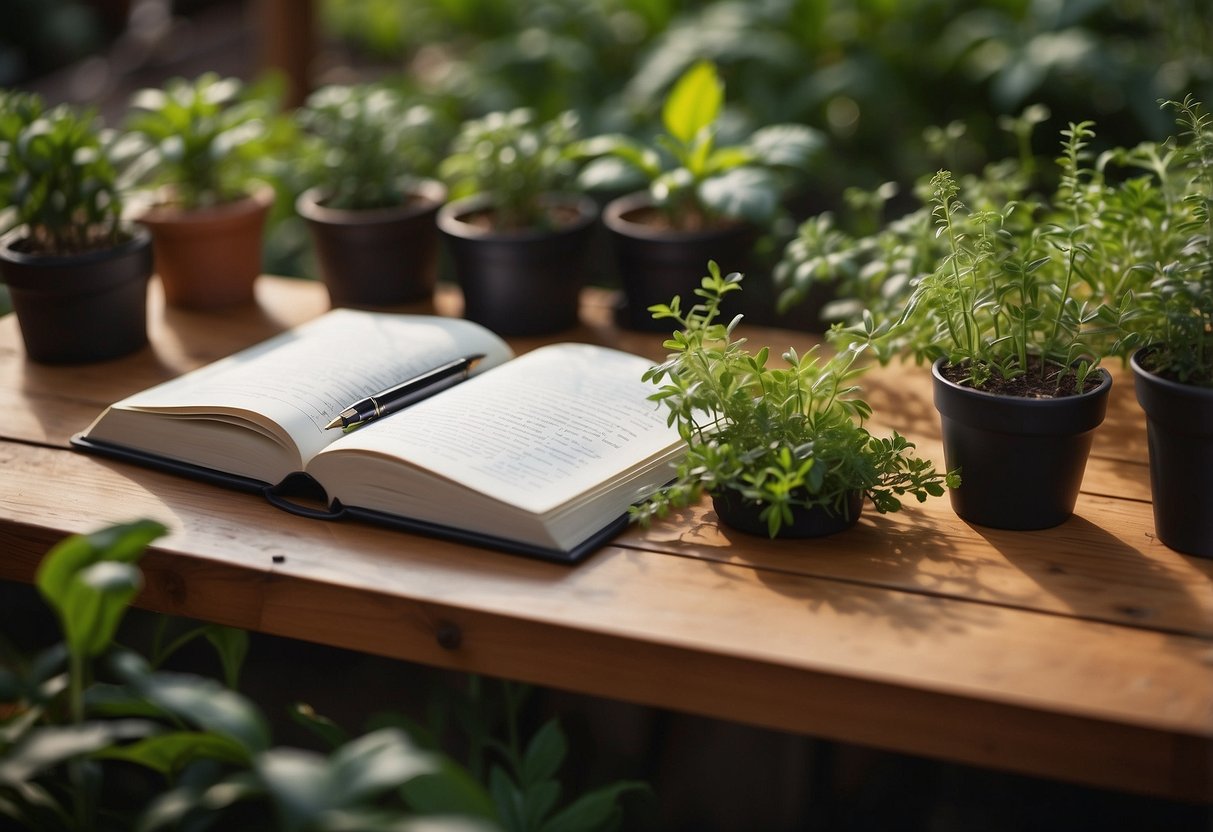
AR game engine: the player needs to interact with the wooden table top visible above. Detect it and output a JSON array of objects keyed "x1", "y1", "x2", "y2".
[{"x1": 1, "y1": 276, "x2": 1210, "y2": 803}]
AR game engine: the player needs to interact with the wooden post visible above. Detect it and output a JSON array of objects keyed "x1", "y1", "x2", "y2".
[{"x1": 258, "y1": 0, "x2": 315, "y2": 108}]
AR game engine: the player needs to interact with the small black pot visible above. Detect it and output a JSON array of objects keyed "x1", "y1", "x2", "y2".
[
  {"x1": 931, "y1": 359, "x2": 1112, "y2": 530},
  {"x1": 602, "y1": 192, "x2": 759, "y2": 331},
  {"x1": 0, "y1": 228, "x2": 152, "y2": 364},
  {"x1": 438, "y1": 194, "x2": 597, "y2": 336},
  {"x1": 712, "y1": 489, "x2": 864, "y2": 538},
  {"x1": 1131, "y1": 349, "x2": 1213, "y2": 558},
  {"x1": 297, "y1": 181, "x2": 445, "y2": 308}
]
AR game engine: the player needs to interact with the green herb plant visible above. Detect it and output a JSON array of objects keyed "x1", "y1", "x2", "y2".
[
  {"x1": 1104, "y1": 96, "x2": 1213, "y2": 387},
  {"x1": 124, "y1": 72, "x2": 282, "y2": 210},
  {"x1": 575, "y1": 60, "x2": 823, "y2": 230},
  {"x1": 295, "y1": 83, "x2": 451, "y2": 211},
  {"x1": 439, "y1": 108, "x2": 582, "y2": 231},
  {"x1": 0, "y1": 91, "x2": 132, "y2": 255},
  {"x1": 836, "y1": 118, "x2": 1117, "y2": 395},
  {"x1": 633, "y1": 262, "x2": 957, "y2": 537},
  {"x1": 775, "y1": 107, "x2": 1052, "y2": 329}
]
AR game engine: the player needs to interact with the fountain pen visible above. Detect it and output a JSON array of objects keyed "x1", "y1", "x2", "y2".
[{"x1": 324, "y1": 354, "x2": 485, "y2": 430}]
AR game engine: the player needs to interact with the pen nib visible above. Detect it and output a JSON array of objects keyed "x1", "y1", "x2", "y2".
[{"x1": 324, "y1": 416, "x2": 344, "y2": 430}]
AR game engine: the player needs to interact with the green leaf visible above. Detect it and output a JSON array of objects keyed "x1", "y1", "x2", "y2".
[
  {"x1": 202, "y1": 626, "x2": 249, "y2": 689},
  {"x1": 699, "y1": 168, "x2": 780, "y2": 224},
  {"x1": 35, "y1": 520, "x2": 166, "y2": 619},
  {"x1": 114, "y1": 654, "x2": 270, "y2": 753},
  {"x1": 538, "y1": 781, "x2": 647, "y2": 832},
  {"x1": 0, "y1": 721, "x2": 152, "y2": 784},
  {"x1": 61, "y1": 561, "x2": 142, "y2": 658},
  {"x1": 521, "y1": 718, "x2": 566, "y2": 787},
  {"x1": 95, "y1": 731, "x2": 251, "y2": 775},
  {"x1": 401, "y1": 759, "x2": 498, "y2": 820},
  {"x1": 662, "y1": 61, "x2": 722, "y2": 146},
  {"x1": 329, "y1": 728, "x2": 438, "y2": 803}
]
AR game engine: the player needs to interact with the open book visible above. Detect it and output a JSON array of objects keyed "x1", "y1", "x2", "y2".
[{"x1": 73, "y1": 309, "x2": 684, "y2": 562}]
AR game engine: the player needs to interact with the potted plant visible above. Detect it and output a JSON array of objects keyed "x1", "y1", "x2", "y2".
[
  {"x1": 124, "y1": 72, "x2": 282, "y2": 310},
  {"x1": 841, "y1": 121, "x2": 1118, "y2": 530},
  {"x1": 576, "y1": 60, "x2": 823, "y2": 330},
  {"x1": 437, "y1": 108, "x2": 595, "y2": 336},
  {"x1": 1108, "y1": 96, "x2": 1213, "y2": 558},
  {"x1": 632, "y1": 262, "x2": 956, "y2": 538},
  {"x1": 294, "y1": 83, "x2": 451, "y2": 308},
  {"x1": 0, "y1": 91, "x2": 152, "y2": 364}
]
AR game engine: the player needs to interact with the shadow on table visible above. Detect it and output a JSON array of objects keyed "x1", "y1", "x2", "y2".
[{"x1": 970, "y1": 514, "x2": 1212, "y2": 639}]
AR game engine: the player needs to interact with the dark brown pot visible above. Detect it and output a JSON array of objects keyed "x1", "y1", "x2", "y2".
[
  {"x1": 932, "y1": 359, "x2": 1112, "y2": 530},
  {"x1": 297, "y1": 181, "x2": 445, "y2": 308},
  {"x1": 602, "y1": 191, "x2": 760, "y2": 331},
  {"x1": 138, "y1": 186, "x2": 273, "y2": 310},
  {"x1": 1131, "y1": 348, "x2": 1213, "y2": 558},
  {"x1": 0, "y1": 227, "x2": 152, "y2": 364},
  {"x1": 437, "y1": 194, "x2": 597, "y2": 336},
  {"x1": 712, "y1": 489, "x2": 864, "y2": 538}
]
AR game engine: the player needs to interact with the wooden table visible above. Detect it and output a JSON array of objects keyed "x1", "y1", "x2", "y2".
[{"x1": 1, "y1": 276, "x2": 1210, "y2": 803}]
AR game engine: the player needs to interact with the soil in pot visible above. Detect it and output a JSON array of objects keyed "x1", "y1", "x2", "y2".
[
  {"x1": 0, "y1": 228, "x2": 152, "y2": 364},
  {"x1": 139, "y1": 187, "x2": 273, "y2": 310},
  {"x1": 1131, "y1": 349, "x2": 1213, "y2": 558},
  {"x1": 438, "y1": 194, "x2": 597, "y2": 337},
  {"x1": 712, "y1": 489, "x2": 864, "y2": 538},
  {"x1": 297, "y1": 180, "x2": 445, "y2": 308},
  {"x1": 603, "y1": 192, "x2": 760, "y2": 332},
  {"x1": 932, "y1": 358, "x2": 1112, "y2": 530}
]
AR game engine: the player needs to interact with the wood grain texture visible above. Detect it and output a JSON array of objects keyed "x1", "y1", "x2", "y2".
[{"x1": 1, "y1": 276, "x2": 1209, "y2": 802}]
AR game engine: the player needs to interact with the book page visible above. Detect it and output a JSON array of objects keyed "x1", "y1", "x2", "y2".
[
  {"x1": 103, "y1": 310, "x2": 514, "y2": 464},
  {"x1": 316, "y1": 343, "x2": 680, "y2": 515}
]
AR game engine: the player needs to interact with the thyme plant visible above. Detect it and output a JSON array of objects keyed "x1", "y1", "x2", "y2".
[
  {"x1": 1105, "y1": 96, "x2": 1213, "y2": 386},
  {"x1": 633, "y1": 263, "x2": 957, "y2": 537},
  {"x1": 832, "y1": 120, "x2": 1111, "y2": 395}
]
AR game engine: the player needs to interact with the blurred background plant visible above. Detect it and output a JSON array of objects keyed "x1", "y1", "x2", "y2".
[{"x1": 6, "y1": 0, "x2": 1209, "y2": 285}]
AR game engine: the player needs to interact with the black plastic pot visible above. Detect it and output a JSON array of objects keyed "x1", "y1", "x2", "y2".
[
  {"x1": 712, "y1": 489, "x2": 863, "y2": 538},
  {"x1": 602, "y1": 192, "x2": 760, "y2": 331},
  {"x1": 297, "y1": 181, "x2": 445, "y2": 308},
  {"x1": 932, "y1": 359, "x2": 1112, "y2": 529},
  {"x1": 0, "y1": 227, "x2": 152, "y2": 364},
  {"x1": 438, "y1": 194, "x2": 596, "y2": 336},
  {"x1": 1131, "y1": 349, "x2": 1213, "y2": 558}
]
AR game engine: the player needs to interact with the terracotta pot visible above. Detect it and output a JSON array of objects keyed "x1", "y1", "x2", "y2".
[
  {"x1": 0, "y1": 227, "x2": 152, "y2": 364},
  {"x1": 932, "y1": 358, "x2": 1112, "y2": 529},
  {"x1": 297, "y1": 181, "x2": 445, "y2": 308},
  {"x1": 712, "y1": 489, "x2": 864, "y2": 538},
  {"x1": 437, "y1": 194, "x2": 597, "y2": 336},
  {"x1": 138, "y1": 187, "x2": 273, "y2": 310},
  {"x1": 602, "y1": 191, "x2": 760, "y2": 331},
  {"x1": 1131, "y1": 348, "x2": 1213, "y2": 558}
]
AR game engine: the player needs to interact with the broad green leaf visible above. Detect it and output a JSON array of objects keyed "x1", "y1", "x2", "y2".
[
  {"x1": 662, "y1": 61, "x2": 722, "y2": 146},
  {"x1": 747, "y1": 124, "x2": 824, "y2": 169},
  {"x1": 289, "y1": 702, "x2": 350, "y2": 750},
  {"x1": 401, "y1": 759, "x2": 497, "y2": 820},
  {"x1": 256, "y1": 747, "x2": 331, "y2": 832},
  {"x1": 35, "y1": 520, "x2": 166, "y2": 616},
  {"x1": 61, "y1": 561, "x2": 142, "y2": 657},
  {"x1": 538, "y1": 781, "x2": 647, "y2": 832},
  {"x1": 329, "y1": 728, "x2": 438, "y2": 803},
  {"x1": 95, "y1": 731, "x2": 251, "y2": 774},
  {"x1": 0, "y1": 721, "x2": 152, "y2": 784},
  {"x1": 520, "y1": 719, "x2": 566, "y2": 787},
  {"x1": 699, "y1": 168, "x2": 780, "y2": 224},
  {"x1": 202, "y1": 626, "x2": 249, "y2": 689},
  {"x1": 114, "y1": 655, "x2": 270, "y2": 753}
]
